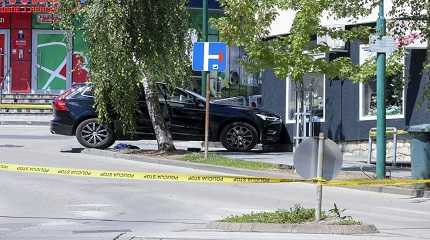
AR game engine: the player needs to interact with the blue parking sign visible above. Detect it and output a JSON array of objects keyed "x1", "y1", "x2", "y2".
[{"x1": 192, "y1": 42, "x2": 228, "y2": 72}]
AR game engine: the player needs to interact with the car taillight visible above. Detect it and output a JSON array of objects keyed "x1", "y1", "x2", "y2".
[
  {"x1": 53, "y1": 98, "x2": 68, "y2": 111},
  {"x1": 53, "y1": 89, "x2": 73, "y2": 112}
]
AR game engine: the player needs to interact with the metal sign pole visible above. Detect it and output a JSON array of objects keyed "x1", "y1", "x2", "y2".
[
  {"x1": 202, "y1": 0, "x2": 209, "y2": 160},
  {"x1": 315, "y1": 132, "x2": 324, "y2": 222},
  {"x1": 204, "y1": 74, "x2": 210, "y2": 159},
  {"x1": 376, "y1": 0, "x2": 387, "y2": 179}
]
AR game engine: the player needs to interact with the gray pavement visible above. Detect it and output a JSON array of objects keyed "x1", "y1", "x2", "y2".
[
  {"x1": 0, "y1": 125, "x2": 428, "y2": 240},
  {"x1": 110, "y1": 138, "x2": 413, "y2": 179},
  {"x1": 0, "y1": 114, "x2": 51, "y2": 125}
]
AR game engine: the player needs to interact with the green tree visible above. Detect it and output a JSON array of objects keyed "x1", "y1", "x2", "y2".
[
  {"x1": 215, "y1": 0, "x2": 407, "y2": 115},
  {"x1": 58, "y1": 0, "x2": 191, "y2": 152},
  {"x1": 390, "y1": 0, "x2": 430, "y2": 104},
  {"x1": 214, "y1": 0, "x2": 375, "y2": 83}
]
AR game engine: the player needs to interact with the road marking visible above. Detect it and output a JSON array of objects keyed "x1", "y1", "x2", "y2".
[{"x1": 0, "y1": 104, "x2": 52, "y2": 110}]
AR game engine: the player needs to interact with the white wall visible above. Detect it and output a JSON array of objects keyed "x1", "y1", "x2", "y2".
[{"x1": 268, "y1": 1, "x2": 426, "y2": 48}]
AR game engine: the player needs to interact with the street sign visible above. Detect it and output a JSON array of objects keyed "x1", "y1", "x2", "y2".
[
  {"x1": 192, "y1": 42, "x2": 228, "y2": 72},
  {"x1": 293, "y1": 137, "x2": 343, "y2": 180},
  {"x1": 368, "y1": 35, "x2": 397, "y2": 54}
]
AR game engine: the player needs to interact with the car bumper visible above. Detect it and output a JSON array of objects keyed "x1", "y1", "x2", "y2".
[
  {"x1": 50, "y1": 120, "x2": 74, "y2": 136},
  {"x1": 261, "y1": 121, "x2": 284, "y2": 144}
]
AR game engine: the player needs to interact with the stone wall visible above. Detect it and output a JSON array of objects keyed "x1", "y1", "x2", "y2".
[{"x1": 339, "y1": 139, "x2": 411, "y2": 164}]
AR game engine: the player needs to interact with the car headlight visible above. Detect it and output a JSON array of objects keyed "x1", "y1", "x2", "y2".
[{"x1": 256, "y1": 113, "x2": 281, "y2": 122}]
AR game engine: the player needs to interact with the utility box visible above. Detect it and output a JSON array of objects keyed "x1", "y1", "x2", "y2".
[{"x1": 408, "y1": 124, "x2": 430, "y2": 179}]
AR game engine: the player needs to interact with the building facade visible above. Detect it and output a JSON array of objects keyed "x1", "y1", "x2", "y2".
[
  {"x1": 0, "y1": 0, "x2": 262, "y2": 107},
  {"x1": 262, "y1": 7, "x2": 429, "y2": 161},
  {"x1": 0, "y1": 0, "x2": 89, "y2": 95}
]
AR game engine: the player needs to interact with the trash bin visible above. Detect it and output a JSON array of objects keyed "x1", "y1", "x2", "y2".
[{"x1": 408, "y1": 124, "x2": 430, "y2": 179}]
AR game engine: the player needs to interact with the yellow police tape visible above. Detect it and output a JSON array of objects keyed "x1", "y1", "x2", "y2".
[
  {"x1": 0, "y1": 104, "x2": 52, "y2": 110},
  {"x1": 1, "y1": 162, "x2": 430, "y2": 187},
  {"x1": 0, "y1": 163, "x2": 302, "y2": 184}
]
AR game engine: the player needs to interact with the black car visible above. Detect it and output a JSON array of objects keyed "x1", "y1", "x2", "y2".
[{"x1": 50, "y1": 83, "x2": 284, "y2": 152}]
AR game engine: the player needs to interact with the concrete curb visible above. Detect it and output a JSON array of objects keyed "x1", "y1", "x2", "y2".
[
  {"x1": 345, "y1": 185, "x2": 430, "y2": 197},
  {"x1": 82, "y1": 148, "x2": 297, "y2": 179},
  {"x1": 82, "y1": 148, "x2": 428, "y2": 197},
  {"x1": 207, "y1": 221, "x2": 379, "y2": 234}
]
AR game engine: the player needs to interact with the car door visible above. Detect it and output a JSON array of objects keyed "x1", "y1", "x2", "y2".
[
  {"x1": 134, "y1": 92, "x2": 155, "y2": 139},
  {"x1": 167, "y1": 88, "x2": 205, "y2": 140},
  {"x1": 133, "y1": 89, "x2": 170, "y2": 139}
]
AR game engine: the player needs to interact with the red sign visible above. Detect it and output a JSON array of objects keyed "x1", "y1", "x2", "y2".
[
  {"x1": 2, "y1": 0, "x2": 59, "y2": 5},
  {"x1": 36, "y1": 13, "x2": 61, "y2": 24},
  {"x1": 0, "y1": 13, "x2": 10, "y2": 28},
  {"x1": 0, "y1": 0, "x2": 60, "y2": 13}
]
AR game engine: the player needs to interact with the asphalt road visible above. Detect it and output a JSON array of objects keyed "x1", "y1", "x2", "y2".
[{"x1": 0, "y1": 125, "x2": 429, "y2": 240}]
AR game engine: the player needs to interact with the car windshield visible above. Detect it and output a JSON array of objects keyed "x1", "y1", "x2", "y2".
[{"x1": 183, "y1": 89, "x2": 206, "y2": 102}]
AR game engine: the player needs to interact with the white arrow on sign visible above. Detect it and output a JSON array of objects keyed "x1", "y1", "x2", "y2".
[{"x1": 203, "y1": 42, "x2": 223, "y2": 71}]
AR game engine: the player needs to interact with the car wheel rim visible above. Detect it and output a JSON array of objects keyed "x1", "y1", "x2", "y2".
[
  {"x1": 81, "y1": 122, "x2": 108, "y2": 146},
  {"x1": 225, "y1": 125, "x2": 254, "y2": 151}
]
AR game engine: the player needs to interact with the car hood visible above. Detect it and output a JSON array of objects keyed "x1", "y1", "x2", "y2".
[{"x1": 211, "y1": 103, "x2": 280, "y2": 117}]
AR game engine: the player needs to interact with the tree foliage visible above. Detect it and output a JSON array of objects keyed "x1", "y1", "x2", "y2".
[
  {"x1": 389, "y1": 0, "x2": 430, "y2": 106},
  {"x1": 215, "y1": 0, "x2": 377, "y2": 82},
  {"x1": 57, "y1": 0, "x2": 191, "y2": 133}
]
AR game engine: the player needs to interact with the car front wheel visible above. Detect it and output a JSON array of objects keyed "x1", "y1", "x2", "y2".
[
  {"x1": 76, "y1": 118, "x2": 115, "y2": 149},
  {"x1": 220, "y1": 122, "x2": 258, "y2": 152}
]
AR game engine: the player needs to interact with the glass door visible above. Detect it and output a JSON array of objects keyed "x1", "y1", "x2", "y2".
[{"x1": 32, "y1": 30, "x2": 72, "y2": 93}]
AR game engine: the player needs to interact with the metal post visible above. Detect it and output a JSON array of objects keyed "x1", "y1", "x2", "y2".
[
  {"x1": 204, "y1": 75, "x2": 210, "y2": 160},
  {"x1": 376, "y1": 0, "x2": 387, "y2": 179},
  {"x1": 393, "y1": 131, "x2": 398, "y2": 166},
  {"x1": 315, "y1": 132, "x2": 324, "y2": 222},
  {"x1": 368, "y1": 134, "x2": 373, "y2": 164},
  {"x1": 201, "y1": 0, "x2": 208, "y2": 96},
  {"x1": 202, "y1": 0, "x2": 210, "y2": 160}
]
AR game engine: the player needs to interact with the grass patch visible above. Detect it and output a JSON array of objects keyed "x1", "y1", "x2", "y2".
[
  {"x1": 221, "y1": 205, "x2": 318, "y2": 224},
  {"x1": 181, "y1": 153, "x2": 277, "y2": 170},
  {"x1": 335, "y1": 217, "x2": 361, "y2": 225},
  {"x1": 328, "y1": 203, "x2": 361, "y2": 225},
  {"x1": 221, "y1": 204, "x2": 362, "y2": 225}
]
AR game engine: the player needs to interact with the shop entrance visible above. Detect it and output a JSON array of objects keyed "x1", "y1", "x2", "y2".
[
  {"x1": 32, "y1": 30, "x2": 72, "y2": 93},
  {"x1": 0, "y1": 30, "x2": 9, "y2": 93}
]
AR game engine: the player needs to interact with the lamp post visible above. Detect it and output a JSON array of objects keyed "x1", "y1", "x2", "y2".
[{"x1": 376, "y1": 0, "x2": 386, "y2": 179}]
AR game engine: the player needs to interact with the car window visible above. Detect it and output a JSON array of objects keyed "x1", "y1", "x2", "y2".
[
  {"x1": 168, "y1": 89, "x2": 195, "y2": 104},
  {"x1": 137, "y1": 87, "x2": 167, "y2": 102},
  {"x1": 81, "y1": 86, "x2": 94, "y2": 97}
]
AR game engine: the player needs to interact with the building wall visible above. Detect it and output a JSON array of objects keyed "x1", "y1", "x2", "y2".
[
  {"x1": 262, "y1": 44, "x2": 430, "y2": 143},
  {"x1": 405, "y1": 49, "x2": 430, "y2": 126},
  {"x1": 1, "y1": 0, "x2": 221, "y2": 94},
  {"x1": 188, "y1": 0, "x2": 221, "y2": 9}
]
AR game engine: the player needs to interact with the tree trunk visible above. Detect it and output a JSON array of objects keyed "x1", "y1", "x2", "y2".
[{"x1": 142, "y1": 76, "x2": 176, "y2": 152}]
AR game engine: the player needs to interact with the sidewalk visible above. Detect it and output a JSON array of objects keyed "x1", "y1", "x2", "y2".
[
  {"x1": 83, "y1": 140, "x2": 427, "y2": 197},
  {"x1": 0, "y1": 114, "x2": 51, "y2": 125},
  {"x1": 117, "y1": 140, "x2": 412, "y2": 179}
]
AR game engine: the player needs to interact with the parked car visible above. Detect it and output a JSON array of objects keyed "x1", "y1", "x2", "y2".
[{"x1": 50, "y1": 83, "x2": 285, "y2": 152}]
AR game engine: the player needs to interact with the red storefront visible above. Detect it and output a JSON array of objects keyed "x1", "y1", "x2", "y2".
[{"x1": 0, "y1": 1, "x2": 89, "y2": 95}]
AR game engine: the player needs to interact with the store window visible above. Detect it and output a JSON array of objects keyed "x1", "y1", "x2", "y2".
[
  {"x1": 188, "y1": 9, "x2": 263, "y2": 106},
  {"x1": 223, "y1": 46, "x2": 262, "y2": 98},
  {"x1": 359, "y1": 45, "x2": 405, "y2": 120},
  {"x1": 286, "y1": 73, "x2": 326, "y2": 123}
]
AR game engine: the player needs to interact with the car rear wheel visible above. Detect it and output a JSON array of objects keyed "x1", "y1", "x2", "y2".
[
  {"x1": 220, "y1": 122, "x2": 258, "y2": 152},
  {"x1": 76, "y1": 118, "x2": 115, "y2": 149}
]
